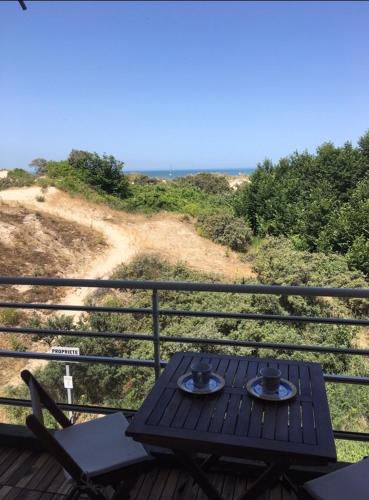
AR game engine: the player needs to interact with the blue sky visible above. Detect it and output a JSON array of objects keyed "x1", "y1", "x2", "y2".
[{"x1": 1, "y1": 1, "x2": 368, "y2": 171}]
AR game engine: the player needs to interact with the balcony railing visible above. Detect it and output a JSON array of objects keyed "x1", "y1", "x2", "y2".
[{"x1": 0, "y1": 276, "x2": 368, "y2": 445}]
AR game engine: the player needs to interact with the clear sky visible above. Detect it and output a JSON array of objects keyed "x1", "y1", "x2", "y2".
[{"x1": 1, "y1": 1, "x2": 368, "y2": 171}]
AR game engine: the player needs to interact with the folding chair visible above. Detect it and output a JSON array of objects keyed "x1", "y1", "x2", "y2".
[{"x1": 21, "y1": 370, "x2": 155, "y2": 500}]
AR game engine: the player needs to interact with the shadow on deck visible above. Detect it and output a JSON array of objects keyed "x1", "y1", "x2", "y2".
[{"x1": 0, "y1": 445, "x2": 298, "y2": 499}]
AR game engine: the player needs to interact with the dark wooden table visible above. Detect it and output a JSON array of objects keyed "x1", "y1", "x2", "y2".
[{"x1": 126, "y1": 352, "x2": 337, "y2": 500}]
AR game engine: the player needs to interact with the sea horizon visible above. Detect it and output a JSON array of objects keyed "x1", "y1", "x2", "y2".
[{"x1": 125, "y1": 167, "x2": 255, "y2": 179}]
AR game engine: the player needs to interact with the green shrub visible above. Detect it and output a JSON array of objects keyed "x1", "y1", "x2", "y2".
[
  {"x1": 68, "y1": 150, "x2": 129, "y2": 198},
  {"x1": 122, "y1": 183, "x2": 232, "y2": 216},
  {"x1": 9, "y1": 335, "x2": 26, "y2": 352},
  {"x1": 0, "y1": 169, "x2": 35, "y2": 190},
  {"x1": 176, "y1": 173, "x2": 231, "y2": 195},
  {"x1": 0, "y1": 308, "x2": 23, "y2": 326},
  {"x1": 197, "y1": 213, "x2": 253, "y2": 251}
]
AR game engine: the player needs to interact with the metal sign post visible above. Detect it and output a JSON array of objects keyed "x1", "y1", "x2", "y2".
[{"x1": 50, "y1": 347, "x2": 80, "y2": 423}]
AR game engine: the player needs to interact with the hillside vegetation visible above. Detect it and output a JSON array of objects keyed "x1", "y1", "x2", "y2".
[
  {"x1": 6, "y1": 252, "x2": 369, "y2": 461},
  {"x1": 2, "y1": 132, "x2": 369, "y2": 462},
  {"x1": 235, "y1": 131, "x2": 369, "y2": 275}
]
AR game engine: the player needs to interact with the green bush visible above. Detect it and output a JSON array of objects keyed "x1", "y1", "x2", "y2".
[
  {"x1": 0, "y1": 169, "x2": 35, "y2": 190},
  {"x1": 122, "y1": 183, "x2": 232, "y2": 216},
  {"x1": 176, "y1": 173, "x2": 231, "y2": 195},
  {"x1": 197, "y1": 213, "x2": 253, "y2": 251},
  {"x1": 68, "y1": 150, "x2": 129, "y2": 198},
  {"x1": 235, "y1": 131, "x2": 369, "y2": 275}
]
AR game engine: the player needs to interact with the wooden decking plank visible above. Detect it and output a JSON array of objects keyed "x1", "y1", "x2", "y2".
[
  {"x1": 0, "y1": 450, "x2": 33, "y2": 484},
  {"x1": 14, "y1": 453, "x2": 50, "y2": 489},
  {"x1": 39, "y1": 464, "x2": 66, "y2": 495},
  {"x1": 0, "y1": 450, "x2": 17, "y2": 468},
  {"x1": 221, "y1": 472, "x2": 235, "y2": 500},
  {"x1": 128, "y1": 469, "x2": 147, "y2": 499},
  {"x1": 26, "y1": 456, "x2": 60, "y2": 492},
  {"x1": 6, "y1": 452, "x2": 41, "y2": 487},
  {"x1": 0, "y1": 450, "x2": 22, "y2": 478},
  {"x1": 233, "y1": 474, "x2": 249, "y2": 499},
  {"x1": 149, "y1": 467, "x2": 172, "y2": 500},
  {"x1": 0, "y1": 486, "x2": 23, "y2": 500},
  {"x1": 160, "y1": 467, "x2": 179, "y2": 500},
  {"x1": 134, "y1": 466, "x2": 160, "y2": 499},
  {"x1": 269, "y1": 483, "x2": 283, "y2": 500},
  {"x1": 0, "y1": 486, "x2": 13, "y2": 500}
]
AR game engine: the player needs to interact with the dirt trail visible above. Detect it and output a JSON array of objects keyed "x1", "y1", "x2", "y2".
[{"x1": 0, "y1": 186, "x2": 254, "y2": 308}]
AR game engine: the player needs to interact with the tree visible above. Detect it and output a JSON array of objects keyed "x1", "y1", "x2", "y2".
[
  {"x1": 68, "y1": 150, "x2": 129, "y2": 198},
  {"x1": 29, "y1": 158, "x2": 48, "y2": 174},
  {"x1": 358, "y1": 130, "x2": 369, "y2": 159}
]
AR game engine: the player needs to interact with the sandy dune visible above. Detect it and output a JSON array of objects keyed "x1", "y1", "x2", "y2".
[{"x1": 0, "y1": 186, "x2": 254, "y2": 306}]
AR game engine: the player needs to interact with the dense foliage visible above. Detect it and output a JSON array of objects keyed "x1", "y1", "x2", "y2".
[
  {"x1": 67, "y1": 150, "x2": 129, "y2": 198},
  {"x1": 197, "y1": 213, "x2": 253, "y2": 251},
  {"x1": 7, "y1": 249, "x2": 369, "y2": 460},
  {"x1": 235, "y1": 132, "x2": 369, "y2": 274},
  {"x1": 176, "y1": 172, "x2": 231, "y2": 195},
  {"x1": 43, "y1": 158, "x2": 234, "y2": 218}
]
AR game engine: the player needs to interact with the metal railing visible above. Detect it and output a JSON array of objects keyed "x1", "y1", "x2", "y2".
[{"x1": 0, "y1": 276, "x2": 368, "y2": 444}]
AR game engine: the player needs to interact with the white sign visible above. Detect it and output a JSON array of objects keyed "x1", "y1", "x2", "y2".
[
  {"x1": 63, "y1": 375, "x2": 73, "y2": 389},
  {"x1": 50, "y1": 346, "x2": 80, "y2": 356}
]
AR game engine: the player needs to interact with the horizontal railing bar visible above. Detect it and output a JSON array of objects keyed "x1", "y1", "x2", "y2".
[
  {"x1": 333, "y1": 430, "x2": 369, "y2": 442},
  {"x1": 160, "y1": 309, "x2": 369, "y2": 327},
  {"x1": 159, "y1": 335, "x2": 369, "y2": 356},
  {"x1": 1, "y1": 302, "x2": 368, "y2": 328},
  {"x1": 0, "y1": 326, "x2": 154, "y2": 341},
  {"x1": 0, "y1": 347, "x2": 366, "y2": 384},
  {"x1": 2, "y1": 396, "x2": 369, "y2": 442},
  {"x1": 1, "y1": 326, "x2": 368, "y2": 356},
  {"x1": 0, "y1": 350, "x2": 167, "y2": 367},
  {"x1": 0, "y1": 397, "x2": 135, "y2": 415},
  {"x1": 324, "y1": 374, "x2": 369, "y2": 385},
  {"x1": 1, "y1": 276, "x2": 369, "y2": 298},
  {"x1": 0, "y1": 302, "x2": 152, "y2": 315}
]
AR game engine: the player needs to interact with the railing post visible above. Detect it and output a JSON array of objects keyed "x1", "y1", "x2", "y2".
[{"x1": 152, "y1": 289, "x2": 161, "y2": 380}]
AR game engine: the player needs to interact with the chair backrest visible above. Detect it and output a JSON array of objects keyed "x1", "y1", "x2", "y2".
[
  {"x1": 21, "y1": 370, "x2": 85, "y2": 484},
  {"x1": 21, "y1": 370, "x2": 71, "y2": 428}
]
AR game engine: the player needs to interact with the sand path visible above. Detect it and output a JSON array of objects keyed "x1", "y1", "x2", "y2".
[{"x1": 0, "y1": 186, "x2": 254, "y2": 308}]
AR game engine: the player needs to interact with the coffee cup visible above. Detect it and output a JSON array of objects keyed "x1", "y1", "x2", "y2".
[
  {"x1": 260, "y1": 367, "x2": 281, "y2": 394},
  {"x1": 191, "y1": 361, "x2": 212, "y2": 388}
]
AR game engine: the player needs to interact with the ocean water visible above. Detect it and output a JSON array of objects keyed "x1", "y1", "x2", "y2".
[{"x1": 125, "y1": 167, "x2": 255, "y2": 179}]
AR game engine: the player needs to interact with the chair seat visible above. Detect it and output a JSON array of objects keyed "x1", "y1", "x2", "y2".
[
  {"x1": 55, "y1": 412, "x2": 150, "y2": 478},
  {"x1": 304, "y1": 458, "x2": 369, "y2": 500}
]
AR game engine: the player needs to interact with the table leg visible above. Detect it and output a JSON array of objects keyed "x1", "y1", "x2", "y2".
[
  {"x1": 173, "y1": 450, "x2": 224, "y2": 500},
  {"x1": 238, "y1": 463, "x2": 288, "y2": 500}
]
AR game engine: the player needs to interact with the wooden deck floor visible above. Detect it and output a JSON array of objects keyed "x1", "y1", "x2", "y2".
[{"x1": 0, "y1": 446, "x2": 297, "y2": 499}]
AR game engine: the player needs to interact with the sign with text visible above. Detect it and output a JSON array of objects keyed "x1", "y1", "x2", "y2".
[
  {"x1": 50, "y1": 346, "x2": 80, "y2": 356},
  {"x1": 63, "y1": 375, "x2": 73, "y2": 389}
]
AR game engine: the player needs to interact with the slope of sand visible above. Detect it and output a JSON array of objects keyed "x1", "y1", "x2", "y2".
[{"x1": 0, "y1": 186, "x2": 254, "y2": 307}]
